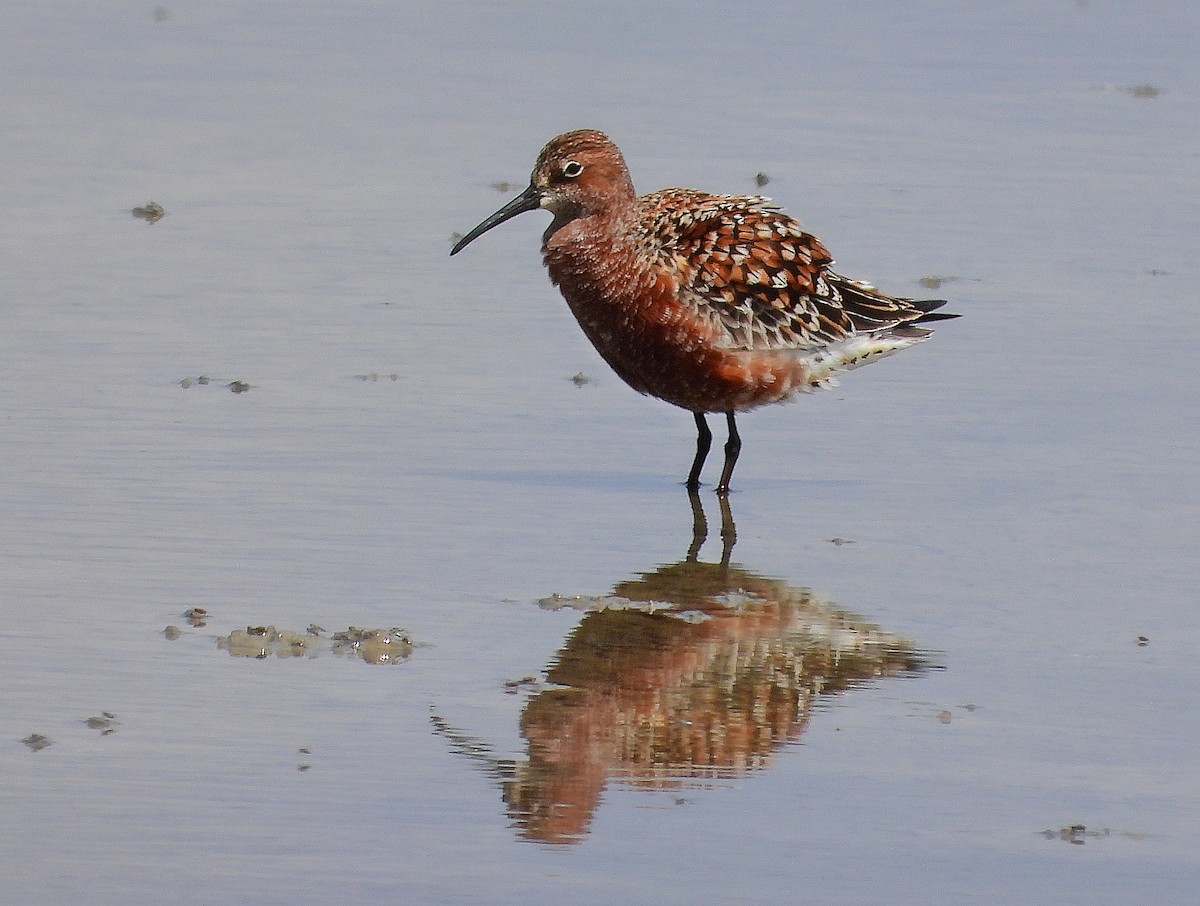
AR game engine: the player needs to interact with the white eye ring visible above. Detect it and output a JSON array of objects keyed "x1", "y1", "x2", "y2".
[{"x1": 562, "y1": 160, "x2": 584, "y2": 178}]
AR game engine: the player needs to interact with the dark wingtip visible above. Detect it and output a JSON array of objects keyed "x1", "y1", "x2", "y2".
[
  {"x1": 914, "y1": 311, "x2": 961, "y2": 323},
  {"x1": 913, "y1": 299, "x2": 960, "y2": 323}
]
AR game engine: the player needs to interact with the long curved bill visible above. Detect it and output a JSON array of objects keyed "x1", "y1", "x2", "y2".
[{"x1": 450, "y1": 184, "x2": 543, "y2": 256}]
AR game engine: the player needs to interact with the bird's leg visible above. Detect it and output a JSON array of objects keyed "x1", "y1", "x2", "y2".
[
  {"x1": 686, "y1": 412, "x2": 712, "y2": 490},
  {"x1": 715, "y1": 411, "x2": 741, "y2": 495}
]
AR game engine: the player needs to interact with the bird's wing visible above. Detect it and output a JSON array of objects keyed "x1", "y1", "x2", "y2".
[{"x1": 643, "y1": 190, "x2": 940, "y2": 351}]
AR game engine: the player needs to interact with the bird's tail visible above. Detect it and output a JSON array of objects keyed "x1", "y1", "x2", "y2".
[{"x1": 800, "y1": 297, "x2": 958, "y2": 389}]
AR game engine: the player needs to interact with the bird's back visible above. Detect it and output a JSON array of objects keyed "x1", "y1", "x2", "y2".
[{"x1": 637, "y1": 188, "x2": 946, "y2": 354}]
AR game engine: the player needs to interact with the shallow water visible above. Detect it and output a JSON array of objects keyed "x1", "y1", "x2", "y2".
[{"x1": 3, "y1": 2, "x2": 1198, "y2": 903}]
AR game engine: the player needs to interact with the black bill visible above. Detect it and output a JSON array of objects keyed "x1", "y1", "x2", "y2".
[{"x1": 450, "y1": 183, "x2": 543, "y2": 256}]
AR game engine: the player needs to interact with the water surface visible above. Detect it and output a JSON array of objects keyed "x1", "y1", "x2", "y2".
[{"x1": 2, "y1": 2, "x2": 1198, "y2": 903}]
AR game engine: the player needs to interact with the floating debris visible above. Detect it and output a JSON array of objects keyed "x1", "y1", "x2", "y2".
[
  {"x1": 754, "y1": 172, "x2": 770, "y2": 188},
  {"x1": 183, "y1": 607, "x2": 208, "y2": 627},
  {"x1": 163, "y1": 625, "x2": 182, "y2": 640},
  {"x1": 1136, "y1": 635, "x2": 1149, "y2": 646},
  {"x1": 179, "y1": 376, "x2": 226, "y2": 390},
  {"x1": 84, "y1": 712, "x2": 119, "y2": 734},
  {"x1": 827, "y1": 537, "x2": 856, "y2": 546},
  {"x1": 537, "y1": 593, "x2": 624, "y2": 612},
  {"x1": 569, "y1": 372, "x2": 591, "y2": 387},
  {"x1": 918, "y1": 275, "x2": 958, "y2": 290},
  {"x1": 1041, "y1": 824, "x2": 1110, "y2": 845},
  {"x1": 491, "y1": 181, "x2": 515, "y2": 193},
  {"x1": 180, "y1": 375, "x2": 247, "y2": 393},
  {"x1": 1126, "y1": 84, "x2": 1161, "y2": 98},
  {"x1": 217, "y1": 625, "x2": 415, "y2": 665},
  {"x1": 1101, "y1": 83, "x2": 1163, "y2": 99},
  {"x1": 131, "y1": 201, "x2": 165, "y2": 224},
  {"x1": 355, "y1": 372, "x2": 401, "y2": 382},
  {"x1": 21, "y1": 733, "x2": 52, "y2": 752}
]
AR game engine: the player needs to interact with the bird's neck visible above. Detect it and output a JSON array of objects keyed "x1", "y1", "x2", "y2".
[{"x1": 541, "y1": 202, "x2": 649, "y2": 287}]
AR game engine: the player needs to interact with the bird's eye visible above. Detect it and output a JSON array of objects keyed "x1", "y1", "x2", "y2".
[{"x1": 562, "y1": 160, "x2": 584, "y2": 178}]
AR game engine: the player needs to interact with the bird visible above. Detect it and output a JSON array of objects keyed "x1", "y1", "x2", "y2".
[{"x1": 450, "y1": 129, "x2": 956, "y2": 494}]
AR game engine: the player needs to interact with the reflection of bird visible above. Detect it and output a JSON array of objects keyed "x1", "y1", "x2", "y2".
[
  {"x1": 452, "y1": 129, "x2": 957, "y2": 493},
  {"x1": 433, "y1": 493, "x2": 933, "y2": 845}
]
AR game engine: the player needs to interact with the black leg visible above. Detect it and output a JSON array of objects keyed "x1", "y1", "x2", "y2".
[
  {"x1": 686, "y1": 412, "x2": 711, "y2": 490},
  {"x1": 715, "y1": 411, "x2": 741, "y2": 495}
]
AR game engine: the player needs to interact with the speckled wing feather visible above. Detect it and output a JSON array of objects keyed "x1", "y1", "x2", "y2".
[{"x1": 642, "y1": 189, "x2": 940, "y2": 351}]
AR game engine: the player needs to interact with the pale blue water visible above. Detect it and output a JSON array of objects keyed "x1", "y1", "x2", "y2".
[{"x1": 2, "y1": 2, "x2": 1198, "y2": 903}]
